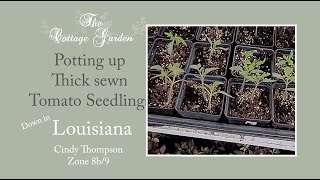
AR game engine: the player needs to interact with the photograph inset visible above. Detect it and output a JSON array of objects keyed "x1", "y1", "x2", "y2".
[{"x1": 147, "y1": 25, "x2": 296, "y2": 156}]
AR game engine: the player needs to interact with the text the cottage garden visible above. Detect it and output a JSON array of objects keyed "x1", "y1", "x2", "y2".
[{"x1": 49, "y1": 13, "x2": 134, "y2": 47}]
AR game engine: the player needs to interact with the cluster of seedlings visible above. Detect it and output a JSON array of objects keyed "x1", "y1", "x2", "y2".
[
  {"x1": 229, "y1": 48, "x2": 295, "y2": 127},
  {"x1": 148, "y1": 132, "x2": 293, "y2": 155},
  {"x1": 148, "y1": 26, "x2": 295, "y2": 130}
]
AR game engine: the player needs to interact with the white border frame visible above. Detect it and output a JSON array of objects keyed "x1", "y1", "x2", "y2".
[{"x1": 146, "y1": 24, "x2": 297, "y2": 157}]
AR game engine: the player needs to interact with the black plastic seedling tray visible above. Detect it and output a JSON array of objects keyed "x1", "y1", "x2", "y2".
[
  {"x1": 148, "y1": 114, "x2": 295, "y2": 151},
  {"x1": 148, "y1": 26, "x2": 164, "y2": 39},
  {"x1": 235, "y1": 26, "x2": 275, "y2": 49},
  {"x1": 231, "y1": 45, "x2": 275, "y2": 78},
  {"x1": 196, "y1": 26, "x2": 236, "y2": 45},
  {"x1": 148, "y1": 26, "x2": 296, "y2": 151},
  {"x1": 187, "y1": 42, "x2": 232, "y2": 77},
  {"x1": 274, "y1": 26, "x2": 295, "y2": 50},
  {"x1": 175, "y1": 74, "x2": 227, "y2": 122},
  {"x1": 272, "y1": 82, "x2": 295, "y2": 130},
  {"x1": 148, "y1": 38, "x2": 193, "y2": 73},
  {"x1": 159, "y1": 26, "x2": 200, "y2": 41},
  {"x1": 272, "y1": 49, "x2": 295, "y2": 82},
  {"x1": 224, "y1": 78, "x2": 274, "y2": 127},
  {"x1": 148, "y1": 73, "x2": 182, "y2": 117}
]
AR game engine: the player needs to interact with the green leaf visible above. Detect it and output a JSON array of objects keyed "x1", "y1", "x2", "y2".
[
  {"x1": 181, "y1": 40, "x2": 187, "y2": 46},
  {"x1": 240, "y1": 71, "x2": 249, "y2": 79},
  {"x1": 272, "y1": 72, "x2": 284, "y2": 80},
  {"x1": 205, "y1": 35, "x2": 213, "y2": 45},
  {"x1": 260, "y1": 72, "x2": 270, "y2": 79},
  {"x1": 153, "y1": 138, "x2": 159, "y2": 143},
  {"x1": 243, "y1": 59, "x2": 251, "y2": 65},
  {"x1": 286, "y1": 88, "x2": 295, "y2": 92},
  {"x1": 218, "y1": 91, "x2": 233, "y2": 98},
  {"x1": 190, "y1": 64, "x2": 201, "y2": 71},
  {"x1": 203, "y1": 83, "x2": 211, "y2": 90},
  {"x1": 251, "y1": 69, "x2": 264, "y2": 74},
  {"x1": 164, "y1": 32, "x2": 173, "y2": 39},
  {"x1": 247, "y1": 76, "x2": 255, "y2": 83},
  {"x1": 150, "y1": 65, "x2": 164, "y2": 72},
  {"x1": 176, "y1": 69, "x2": 185, "y2": 76},
  {"x1": 283, "y1": 50, "x2": 294, "y2": 66},
  {"x1": 176, "y1": 37, "x2": 187, "y2": 46},
  {"x1": 204, "y1": 67, "x2": 219, "y2": 75},
  {"x1": 167, "y1": 63, "x2": 184, "y2": 76},
  {"x1": 242, "y1": 50, "x2": 254, "y2": 58},
  {"x1": 160, "y1": 145, "x2": 166, "y2": 154},
  {"x1": 160, "y1": 70, "x2": 170, "y2": 77},
  {"x1": 173, "y1": 62, "x2": 180, "y2": 69},
  {"x1": 276, "y1": 60, "x2": 287, "y2": 66},
  {"x1": 212, "y1": 81, "x2": 224, "y2": 87},
  {"x1": 289, "y1": 50, "x2": 294, "y2": 59},
  {"x1": 181, "y1": 142, "x2": 188, "y2": 150},
  {"x1": 256, "y1": 59, "x2": 266, "y2": 67},
  {"x1": 168, "y1": 63, "x2": 173, "y2": 70},
  {"x1": 283, "y1": 67, "x2": 293, "y2": 77},
  {"x1": 167, "y1": 41, "x2": 174, "y2": 55},
  {"x1": 287, "y1": 59, "x2": 294, "y2": 66},
  {"x1": 213, "y1": 39, "x2": 221, "y2": 47},
  {"x1": 289, "y1": 76, "x2": 295, "y2": 83},
  {"x1": 248, "y1": 64, "x2": 255, "y2": 71},
  {"x1": 229, "y1": 66, "x2": 243, "y2": 72},
  {"x1": 262, "y1": 79, "x2": 276, "y2": 83}
]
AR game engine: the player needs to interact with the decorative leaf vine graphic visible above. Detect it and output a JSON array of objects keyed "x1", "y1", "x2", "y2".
[
  {"x1": 40, "y1": 20, "x2": 50, "y2": 34},
  {"x1": 131, "y1": 16, "x2": 147, "y2": 36},
  {"x1": 41, "y1": 10, "x2": 146, "y2": 38}
]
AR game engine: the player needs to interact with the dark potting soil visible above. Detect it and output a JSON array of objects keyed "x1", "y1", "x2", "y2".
[
  {"x1": 275, "y1": 51, "x2": 295, "y2": 76},
  {"x1": 148, "y1": 74, "x2": 181, "y2": 109},
  {"x1": 147, "y1": 40, "x2": 154, "y2": 69},
  {"x1": 276, "y1": 26, "x2": 295, "y2": 49},
  {"x1": 148, "y1": 26, "x2": 160, "y2": 37},
  {"x1": 199, "y1": 26, "x2": 235, "y2": 44},
  {"x1": 236, "y1": 26, "x2": 274, "y2": 46},
  {"x1": 273, "y1": 85, "x2": 295, "y2": 125},
  {"x1": 190, "y1": 45, "x2": 229, "y2": 76},
  {"x1": 151, "y1": 40, "x2": 191, "y2": 70},
  {"x1": 181, "y1": 80, "x2": 223, "y2": 115},
  {"x1": 228, "y1": 84, "x2": 271, "y2": 120},
  {"x1": 148, "y1": 132, "x2": 293, "y2": 155},
  {"x1": 148, "y1": 40, "x2": 153, "y2": 52},
  {"x1": 234, "y1": 47, "x2": 273, "y2": 76},
  {"x1": 164, "y1": 26, "x2": 197, "y2": 40}
]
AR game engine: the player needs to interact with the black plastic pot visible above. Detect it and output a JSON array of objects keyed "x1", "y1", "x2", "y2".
[
  {"x1": 148, "y1": 38, "x2": 154, "y2": 61},
  {"x1": 231, "y1": 45, "x2": 274, "y2": 78},
  {"x1": 148, "y1": 26, "x2": 163, "y2": 39},
  {"x1": 196, "y1": 26, "x2": 236, "y2": 45},
  {"x1": 159, "y1": 26, "x2": 199, "y2": 41},
  {"x1": 147, "y1": 38, "x2": 154, "y2": 70},
  {"x1": 148, "y1": 106, "x2": 177, "y2": 116},
  {"x1": 272, "y1": 49, "x2": 295, "y2": 83},
  {"x1": 175, "y1": 74, "x2": 227, "y2": 122},
  {"x1": 272, "y1": 83, "x2": 295, "y2": 130},
  {"x1": 224, "y1": 78, "x2": 274, "y2": 126},
  {"x1": 186, "y1": 42, "x2": 231, "y2": 77},
  {"x1": 274, "y1": 26, "x2": 295, "y2": 50},
  {"x1": 148, "y1": 38, "x2": 193, "y2": 73},
  {"x1": 148, "y1": 73, "x2": 182, "y2": 116},
  {"x1": 235, "y1": 26, "x2": 275, "y2": 49}
]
